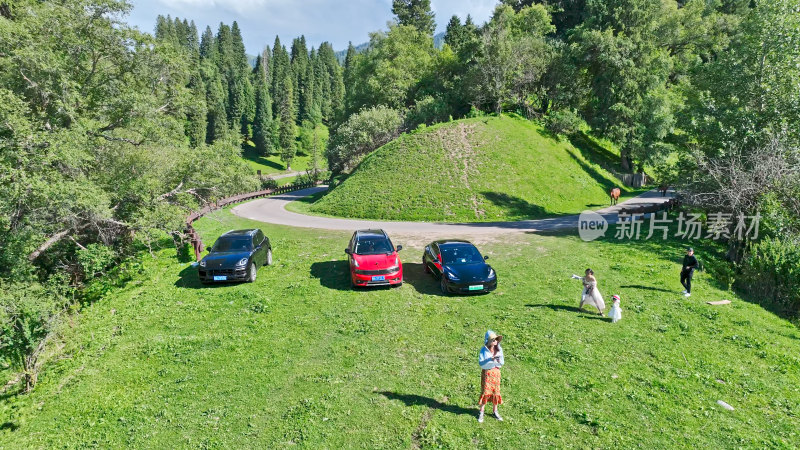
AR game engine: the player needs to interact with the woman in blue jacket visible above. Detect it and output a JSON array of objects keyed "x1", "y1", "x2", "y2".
[{"x1": 478, "y1": 330, "x2": 504, "y2": 423}]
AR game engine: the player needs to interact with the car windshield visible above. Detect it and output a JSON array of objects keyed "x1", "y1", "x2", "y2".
[
  {"x1": 212, "y1": 237, "x2": 252, "y2": 252},
  {"x1": 441, "y1": 245, "x2": 483, "y2": 265},
  {"x1": 355, "y1": 238, "x2": 393, "y2": 255}
]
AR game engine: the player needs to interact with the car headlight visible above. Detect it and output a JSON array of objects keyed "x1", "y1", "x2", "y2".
[
  {"x1": 388, "y1": 265, "x2": 399, "y2": 273},
  {"x1": 352, "y1": 258, "x2": 359, "y2": 268},
  {"x1": 199, "y1": 260, "x2": 206, "y2": 267},
  {"x1": 236, "y1": 257, "x2": 249, "y2": 267},
  {"x1": 488, "y1": 268, "x2": 495, "y2": 278},
  {"x1": 447, "y1": 271, "x2": 459, "y2": 281}
]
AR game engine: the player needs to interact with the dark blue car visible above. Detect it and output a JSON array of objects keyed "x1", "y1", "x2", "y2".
[
  {"x1": 198, "y1": 229, "x2": 272, "y2": 283},
  {"x1": 422, "y1": 239, "x2": 497, "y2": 295}
]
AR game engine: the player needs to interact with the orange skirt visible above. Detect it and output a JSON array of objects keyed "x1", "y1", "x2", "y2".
[{"x1": 479, "y1": 368, "x2": 503, "y2": 405}]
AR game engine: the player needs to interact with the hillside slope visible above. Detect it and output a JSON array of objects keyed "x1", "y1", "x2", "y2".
[{"x1": 308, "y1": 115, "x2": 636, "y2": 222}]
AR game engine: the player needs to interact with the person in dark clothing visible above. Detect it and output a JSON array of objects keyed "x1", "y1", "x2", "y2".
[{"x1": 680, "y1": 248, "x2": 698, "y2": 297}]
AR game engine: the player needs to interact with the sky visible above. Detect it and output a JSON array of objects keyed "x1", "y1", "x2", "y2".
[{"x1": 126, "y1": 0, "x2": 498, "y2": 54}]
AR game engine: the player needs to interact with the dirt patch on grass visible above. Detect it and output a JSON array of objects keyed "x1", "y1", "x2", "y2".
[{"x1": 433, "y1": 123, "x2": 486, "y2": 219}]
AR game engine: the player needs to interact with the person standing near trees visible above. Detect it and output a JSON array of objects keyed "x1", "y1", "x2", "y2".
[
  {"x1": 681, "y1": 248, "x2": 699, "y2": 297},
  {"x1": 478, "y1": 330, "x2": 504, "y2": 423}
]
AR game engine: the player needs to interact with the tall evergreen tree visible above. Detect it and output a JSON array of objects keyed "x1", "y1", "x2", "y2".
[
  {"x1": 343, "y1": 42, "x2": 358, "y2": 117},
  {"x1": 199, "y1": 26, "x2": 215, "y2": 60},
  {"x1": 392, "y1": 0, "x2": 436, "y2": 36},
  {"x1": 206, "y1": 74, "x2": 228, "y2": 143},
  {"x1": 252, "y1": 56, "x2": 274, "y2": 155},
  {"x1": 319, "y1": 42, "x2": 345, "y2": 122},
  {"x1": 270, "y1": 37, "x2": 291, "y2": 122},
  {"x1": 277, "y1": 73, "x2": 296, "y2": 169},
  {"x1": 230, "y1": 21, "x2": 249, "y2": 73},
  {"x1": 291, "y1": 36, "x2": 311, "y2": 123}
]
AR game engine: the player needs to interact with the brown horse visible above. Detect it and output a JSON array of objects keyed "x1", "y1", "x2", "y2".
[
  {"x1": 658, "y1": 184, "x2": 669, "y2": 197},
  {"x1": 609, "y1": 187, "x2": 621, "y2": 206}
]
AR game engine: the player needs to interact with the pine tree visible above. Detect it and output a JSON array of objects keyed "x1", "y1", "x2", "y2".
[
  {"x1": 291, "y1": 36, "x2": 310, "y2": 123},
  {"x1": 230, "y1": 21, "x2": 249, "y2": 73},
  {"x1": 319, "y1": 42, "x2": 344, "y2": 123},
  {"x1": 206, "y1": 75, "x2": 228, "y2": 143},
  {"x1": 252, "y1": 55, "x2": 274, "y2": 155},
  {"x1": 343, "y1": 42, "x2": 358, "y2": 118},
  {"x1": 261, "y1": 45, "x2": 272, "y2": 88},
  {"x1": 199, "y1": 26, "x2": 215, "y2": 60},
  {"x1": 270, "y1": 37, "x2": 291, "y2": 122},
  {"x1": 187, "y1": 72, "x2": 207, "y2": 147},
  {"x1": 277, "y1": 74, "x2": 296, "y2": 170},
  {"x1": 392, "y1": 0, "x2": 436, "y2": 36}
]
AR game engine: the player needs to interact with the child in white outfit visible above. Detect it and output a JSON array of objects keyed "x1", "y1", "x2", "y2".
[{"x1": 609, "y1": 295, "x2": 622, "y2": 323}]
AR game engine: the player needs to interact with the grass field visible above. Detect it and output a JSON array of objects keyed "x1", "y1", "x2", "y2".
[
  {"x1": 1, "y1": 206, "x2": 798, "y2": 448},
  {"x1": 306, "y1": 115, "x2": 643, "y2": 222},
  {"x1": 241, "y1": 124, "x2": 328, "y2": 176}
]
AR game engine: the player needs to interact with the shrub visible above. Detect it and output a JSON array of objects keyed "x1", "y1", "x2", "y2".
[
  {"x1": 325, "y1": 106, "x2": 403, "y2": 173},
  {"x1": 737, "y1": 236, "x2": 800, "y2": 318},
  {"x1": 544, "y1": 109, "x2": 584, "y2": 137},
  {"x1": 0, "y1": 280, "x2": 70, "y2": 392}
]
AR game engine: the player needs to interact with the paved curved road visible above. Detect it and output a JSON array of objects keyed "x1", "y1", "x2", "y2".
[{"x1": 231, "y1": 186, "x2": 675, "y2": 236}]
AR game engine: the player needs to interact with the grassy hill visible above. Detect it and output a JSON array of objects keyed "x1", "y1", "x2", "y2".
[
  {"x1": 304, "y1": 115, "x2": 640, "y2": 222},
  {"x1": 1, "y1": 208, "x2": 798, "y2": 447}
]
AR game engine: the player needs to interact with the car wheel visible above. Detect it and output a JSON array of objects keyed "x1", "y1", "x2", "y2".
[
  {"x1": 440, "y1": 277, "x2": 449, "y2": 295},
  {"x1": 266, "y1": 248, "x2": 272, "y2": 266},
  {"x1": 424, "y1": 258, "x2": 431, "y2": 273},
  {"x1": 247, "y1": 262, "x2": 257, "y2": 282}
]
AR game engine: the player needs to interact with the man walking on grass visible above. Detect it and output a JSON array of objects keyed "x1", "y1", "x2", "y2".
[{"x1": 680, "y1": 247, "x2": 698, "y2": 297}]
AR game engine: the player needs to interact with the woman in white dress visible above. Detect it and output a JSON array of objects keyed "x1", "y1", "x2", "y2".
[{"x1": 571, "y1": 268, "x2": 605, "y2": 316}]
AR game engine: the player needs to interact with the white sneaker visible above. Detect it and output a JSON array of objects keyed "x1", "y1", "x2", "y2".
[
  {"x1": 493, "y1": 411, "x2": 503, "y2": 421},
  {"x1": 477, "y1": 411, "x2": 484, "y2": 423},
  {"x1": 684, "y1": 292, "x2": 691, "y2": 297},
  {"x1": 682, "y1": 290, "x2": 688, "y2": 294}
]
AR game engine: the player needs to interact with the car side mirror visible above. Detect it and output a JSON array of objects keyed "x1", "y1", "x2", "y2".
[
  {"x1": 396, "y1": 245, "x2": 403, "y2": 251},
  {"x1": 484, "y1": 255, "x2": 490, "y2": 260},
  {"x1": 345, "y1": 249, "x2": 351, "y2": 255}
]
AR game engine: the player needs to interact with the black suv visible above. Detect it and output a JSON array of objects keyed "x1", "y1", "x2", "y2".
[{"x1": 198, "y1": 229, "x2": 272, "y2": 283}]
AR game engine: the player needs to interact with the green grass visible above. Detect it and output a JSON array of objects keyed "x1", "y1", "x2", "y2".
[
  {"x1": 307, "y1": 115, "x2": 643, "y2": 222},
  {"x1": 1, "y1": 207, "x2": 798, "y2": 448},
  {"x1": 241, "y1": 124, "x2": 328, "y2": 175}
]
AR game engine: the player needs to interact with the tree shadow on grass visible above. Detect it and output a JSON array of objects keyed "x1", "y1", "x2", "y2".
[
  {"x1": 525, "y1": 303, "x2": 582, "y2": 313},
  {"x1": 566, "y1": 150, "x2": 620, "y2": 193},
  {"x1": 0, "y1": 422, "x2": 19, "y2": 431},
  {"x1": 480, "y1": 192, "x2": 549, "y2": 220},
  {"x1": 620, "y1": 284, "x2": 674, "y2": 293},
  {"x1": 569, "y1": 132, "x2": 623, "y2": 170},
  {"x1": 242, "y1": 147, "x2": 284, "y2": 171},
  {"x1": 310, "y1": 260, "x2": 352, "y2": 292},
  {"x1": 376, "y1": 391, "x2": 475, "y2": 416},
  {"x1": 401, "y1": 263, "x2": 443, "y2": 296}
]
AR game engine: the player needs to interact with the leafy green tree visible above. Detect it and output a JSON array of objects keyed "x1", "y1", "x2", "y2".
[
  {"x1": 392, "y1": 0, "x2": 436, "y2": 36},
  {"x1": 467, "y1": 4, "x2": 555, "y2": 114},
  {"x1": 346, "y1": 24, "x2": 436, "y2": 115},
  {"x1": 326, "y1": 106, "x2": 403, "y2": 173}
]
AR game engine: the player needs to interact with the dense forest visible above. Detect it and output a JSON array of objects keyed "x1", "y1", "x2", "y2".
[{"x1": 1, "y1": 0, "x2": 799, "y2": 391}]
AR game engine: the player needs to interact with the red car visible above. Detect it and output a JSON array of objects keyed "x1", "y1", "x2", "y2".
[{"x1": 345, "y1": 229, "x2": 403, "y2": 288}]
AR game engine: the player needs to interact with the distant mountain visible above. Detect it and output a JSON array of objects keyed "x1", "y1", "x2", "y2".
[
  {"x1": 334, "y1": 31, "x2": 445, "y2": 64},
  {"x1": 247, "y1": 54, "x2": 258, "y2": 68}
]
